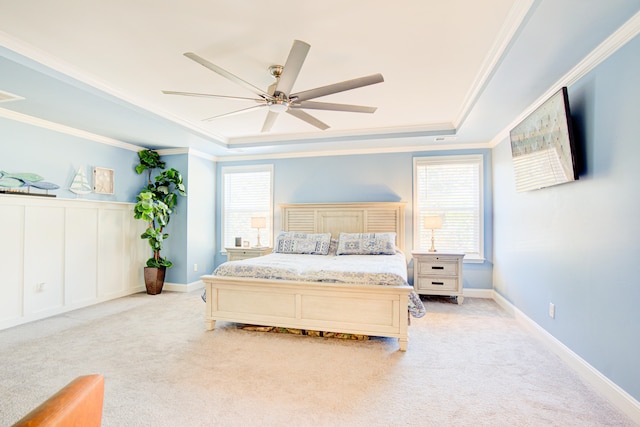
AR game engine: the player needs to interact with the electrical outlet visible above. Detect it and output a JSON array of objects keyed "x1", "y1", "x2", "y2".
[
  {"x1": 193, "y1": 263, "x2": 198, "y2": 272},
  {"x1": 549, "y1": 303, "x2": 555, "y2": 318}
]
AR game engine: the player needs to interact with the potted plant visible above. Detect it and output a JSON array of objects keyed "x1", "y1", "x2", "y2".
[{"x1": 133, "y1": 149, "x2": 186, "y2": 294}]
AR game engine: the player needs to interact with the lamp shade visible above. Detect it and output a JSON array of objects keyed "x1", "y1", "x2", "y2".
[
  {"x1": 251, "y1": 217, "x2": 267, "y2": 228},
  {"x1": 423, "y1": 215, "x2": 442, "y2": 230}
]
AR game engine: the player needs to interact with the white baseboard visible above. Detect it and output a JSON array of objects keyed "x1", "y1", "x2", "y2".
[
  {"x1": 463, "y1": 288, "x2": 493, "y2": 299},
  {"x1": 163, "y1": 280, "x2": 204, "y2": 293},
  {"x1": 0, "y1": 286, "x2": 146, "y2": 331},
  {"x1": 492, "y1": 291, "x2": 640, "y2": 424}
]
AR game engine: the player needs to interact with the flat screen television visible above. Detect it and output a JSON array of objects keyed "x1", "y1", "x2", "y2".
[{"x1": 509, "y1": 87, "x2": 578, "y2": 192}]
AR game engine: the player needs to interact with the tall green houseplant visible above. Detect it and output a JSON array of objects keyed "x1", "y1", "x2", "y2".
[{"x1": 134, "y1": 150, "x2": 186, "y2": 271}]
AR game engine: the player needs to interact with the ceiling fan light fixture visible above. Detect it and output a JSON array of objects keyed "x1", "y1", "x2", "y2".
[
  {"x1": 167, "y1": 41, "x2": 383, "y2": 131},
  {"x1": 268, "y1": 99, "x2": 289, "y2": 113}
]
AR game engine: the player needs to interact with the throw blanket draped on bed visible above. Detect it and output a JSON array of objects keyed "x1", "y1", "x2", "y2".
[{"x1": 207, "y1": 252, "x2": 426, "y2": 318}]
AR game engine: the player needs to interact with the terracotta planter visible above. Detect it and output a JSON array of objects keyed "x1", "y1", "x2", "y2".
[{"x1": 144, "y1": 267, "x2": 166, "y2": 295}]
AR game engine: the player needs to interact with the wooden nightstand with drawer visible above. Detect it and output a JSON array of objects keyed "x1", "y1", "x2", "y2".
[
  {"x1": 412, "y1": 252, "x2": 465, "y2": 304},
  {"x1": 225, "y1": 247, "x2": 272, "y2": 261}
]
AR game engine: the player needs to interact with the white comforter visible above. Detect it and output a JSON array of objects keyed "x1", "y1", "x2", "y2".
[{"x1": 212, "y1": 252, "x2": 426, "y2": 318}]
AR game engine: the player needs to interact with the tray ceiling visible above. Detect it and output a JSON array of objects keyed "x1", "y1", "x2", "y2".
[{"x1": 0, "y1": 1, "x2": 638, "y2": 157}]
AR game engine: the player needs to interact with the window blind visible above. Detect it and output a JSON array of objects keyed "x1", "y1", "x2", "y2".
[
  {"x1": 221, "y1": 165, "x2": 273, "y2": 249},
  {"x1": 414, "y1": 155, "x2": 483, "y2": 259}
]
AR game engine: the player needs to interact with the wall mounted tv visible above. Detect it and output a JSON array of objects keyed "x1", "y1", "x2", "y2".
[{"x1": 509, "y1": 87, "x2": 578, "y2": 192}]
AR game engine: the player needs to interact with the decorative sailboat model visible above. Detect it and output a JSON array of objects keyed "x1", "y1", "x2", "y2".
[{"x1": 70, "y1": 168, "x2": 92, "y2": 195}]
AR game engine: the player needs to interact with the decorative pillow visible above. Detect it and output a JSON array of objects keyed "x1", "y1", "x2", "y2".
[
  {"x1": 336, "y1": 232, "x2": 397, "y2": 255},
  {"x1": 274, "y1": 232, "x2": 332, "y2": 255}
]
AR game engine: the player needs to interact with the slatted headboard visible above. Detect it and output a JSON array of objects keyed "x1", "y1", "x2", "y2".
[{"x1": 280, "y1": 202, "x2": 406, "y2": 252}]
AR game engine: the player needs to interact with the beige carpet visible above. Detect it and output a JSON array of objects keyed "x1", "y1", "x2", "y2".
[{"x1": 0, "y1": 291, "x2": 634, "y2": 426}]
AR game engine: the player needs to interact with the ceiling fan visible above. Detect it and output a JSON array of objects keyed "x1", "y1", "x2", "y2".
[{"x1": 162, "y1": 40, "x2": 384, "y2": 132}]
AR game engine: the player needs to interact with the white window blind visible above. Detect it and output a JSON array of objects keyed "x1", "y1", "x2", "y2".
[
  {"x1": 413, "y1": 155, "x2": 483, "y2": 260},
  {"x1": 221, "y1": 165, "x2": 273, "y2": 250}
]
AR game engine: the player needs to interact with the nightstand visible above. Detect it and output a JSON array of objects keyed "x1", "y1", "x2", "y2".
[
  {"x1": 225, "y1": 247, "x2": 272, "y2": 261},
  {"x1": 412, "y1": 252, "x2": 465, "y2": 304}
]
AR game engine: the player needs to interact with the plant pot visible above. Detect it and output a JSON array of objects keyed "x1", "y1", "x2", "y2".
[{"x1": 144, "y1": 266, "x2": 166, "y2": 295}]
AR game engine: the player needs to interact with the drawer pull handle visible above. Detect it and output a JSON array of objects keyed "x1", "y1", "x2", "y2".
[
  {"x1": 432, "y1": 281, "x2": 445, "y2": 286},
  {"x1": 431, "y1": 266, "x2": 444, "y2": 270}
]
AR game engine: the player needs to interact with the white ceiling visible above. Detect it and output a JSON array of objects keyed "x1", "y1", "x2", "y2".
[{"x1": 0, "y1": 1, "x2": 638, "y2": 158}]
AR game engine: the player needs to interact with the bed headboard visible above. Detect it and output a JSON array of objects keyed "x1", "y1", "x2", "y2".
[{"x1": 280, "y1": 202, "x2": 406, "y2": 252}]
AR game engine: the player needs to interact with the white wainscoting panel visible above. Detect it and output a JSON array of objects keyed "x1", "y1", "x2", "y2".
[
  {"x1": 0, "y1": 204, "x2": 25, "y2": 322},
  {"x1": 23, "y1": 205, "x2": 65, "y2": 316},
  {"x1": 126, "y1": 212, "x2": 149, "y2": 290},
  {"x1": 97, "y1": 208, "x2": 126, "y2": 298},
  {"x1": 65, "y1": 207, "x2": 98, "y2": 305},
  {"x1": 0, "y1": 195, "x2": 148, "y2": 330}
]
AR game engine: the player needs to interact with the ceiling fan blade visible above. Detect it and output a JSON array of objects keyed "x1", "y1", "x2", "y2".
[
  {"x1": 267, "y1": 81, "x2": 277, "y2": 96},
  {"x1": 275, "y1": 40, "x2": 310, "y2": 97},
  {"x1": 286, "y1": 108, "x2": 330, "y2": 130},
  {"x1": 184, "y1": 52, "x2": 271, "y2": 99},
  {"x1": 261, "y1": 111, "x2": 279, "y2": 132},
  {"x1": 162, "y1": 90, "x2": 263, "y2": 102},
  {"x1": 291, "y1": 73, "x2": 384, "y2": 102},
  {"x1": 202, "y1": 104, "x2": 266, "y2": 122},
  {"x1": 291, "y1": 100, "x2": 377, "y2": 113}
]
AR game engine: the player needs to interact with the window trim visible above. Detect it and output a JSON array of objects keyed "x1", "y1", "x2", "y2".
[
  {"x1": 220, "y1": 164, "x2": 274, "y2": 254},
  {"x1": 413, "y1": 154, "x2": 484, "y2": 263}
]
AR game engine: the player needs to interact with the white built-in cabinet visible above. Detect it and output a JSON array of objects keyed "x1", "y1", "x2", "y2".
[{"x1": 0, "y1": 195, "x2": 148, "y2": 330}]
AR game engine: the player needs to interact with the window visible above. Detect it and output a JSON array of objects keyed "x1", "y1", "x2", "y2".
[
  {"x1": 221, "y1": 164, "x2": 273, "y2": 250},
  {"x1": 413, "y1": 155, "x2": 483, "y2": 261}
]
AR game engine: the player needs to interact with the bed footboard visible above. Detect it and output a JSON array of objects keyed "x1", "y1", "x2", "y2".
[{"x1": 201, "y1": 275, "x2": 411, "y2": 351}]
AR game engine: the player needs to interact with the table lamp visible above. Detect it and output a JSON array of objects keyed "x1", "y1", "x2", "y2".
[
  {"x1": 251, "y1": 216, "x2": 266, "y2": 247},
  {"x1": 423, "y1": 215, "x2": 443, "y2": 252}
]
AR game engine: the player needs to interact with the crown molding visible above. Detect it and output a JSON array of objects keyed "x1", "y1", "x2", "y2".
[
  {"x1": 190, "y1": 149, "x2": 218, "y2": 162},
  {"x1": 157, "y1": 147, "x2": 218, "y2": 162},
  {"x1": 227, "y1": 122, "x2": 456, "y2": 147},
  {"x1": 489, "y1": 10, "x2": 640, "y2": 148},
  {"x1": 563, "y1": 10, "x2": 640, "y2": 87},
  {"x1": 0, "y1": 31, "x2": 228, "y2": 147},
  {"x1": 0, "y1": 107, "x2": 142, "y2": 152},
  {"x1": 155, "y1": 148, "x2": 190, "y2": 156},
  {"x1": 217, "y1": 140, "x2": 491, "y2": 163},
  {"x1": 454, "y1": 0, "x2": 536, "y2": 128}
]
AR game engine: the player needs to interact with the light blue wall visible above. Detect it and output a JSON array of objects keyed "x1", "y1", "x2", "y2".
[
  {"x1": 214, "y1": 149, "x2": 493, "y2": 290},
  {"x1": 160, "y1": 154, "x2": 189, "y2": 285},
  {"x1": 492, "y1": 34, "x2": 640, "y2": 401},
  {"x1": 156, "y1": 153, "x2": 215, "y2": 285},
  {"x1": 1, "y1": 118, "x2": 140, "y2": 201},
  {"x1": 186, "y1": 154, "x2": 216, "y2": 282}
]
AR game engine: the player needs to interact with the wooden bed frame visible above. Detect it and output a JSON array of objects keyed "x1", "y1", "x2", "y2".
[{"x1": 200, "y1": 202, "x2": 413, "y2": 351}]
